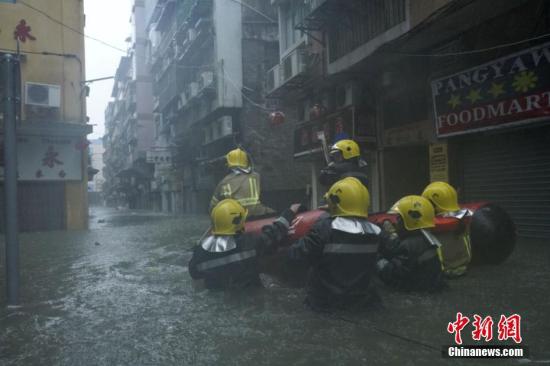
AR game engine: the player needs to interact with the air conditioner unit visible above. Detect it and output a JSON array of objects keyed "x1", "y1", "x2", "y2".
[
  {"x1": 200, "y1": 71, "x2": 214, "y2": 88},
  {"x1": 25, "y1": 82, "x2": 61, "y2": 107},
  {"x1": 188, "y1": 82, "x2": 199, "y2": 97}
]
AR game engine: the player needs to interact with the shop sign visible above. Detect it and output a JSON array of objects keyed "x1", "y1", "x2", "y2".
[
  {"x1": 429, "y1": 143, "x2": 449, "y2": 182},
  {"x1": 293, "y1": 107, "x2": 354, "y2": 157},
  {"x1": 432, "y1": 42, "x2": 550, "y2": 137},
  {"x1": 0, "y1": 135, "x2": 83, "y2": 181}
]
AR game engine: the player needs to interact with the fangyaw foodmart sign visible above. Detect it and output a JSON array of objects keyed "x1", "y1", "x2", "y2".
[{"x1": 431, "y1": 42, "x2": 550, "y2": 137}]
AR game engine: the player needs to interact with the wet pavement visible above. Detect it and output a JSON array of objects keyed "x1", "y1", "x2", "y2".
[{"x1": 1, "y1": 206, "x2": 549, "y2": 365}]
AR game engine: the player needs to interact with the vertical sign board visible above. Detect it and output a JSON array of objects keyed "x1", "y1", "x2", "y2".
[
  {"x1": 429, "y1": 143, "x2": 449, "y2": 183},
  {"x1": 431, "y1": 41, "x2": 550, "y2": 137}
]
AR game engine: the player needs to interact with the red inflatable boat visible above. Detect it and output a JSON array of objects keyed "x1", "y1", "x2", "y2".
[{"x1": 245, "y1": 202, "x2": 516, "y2": 265}]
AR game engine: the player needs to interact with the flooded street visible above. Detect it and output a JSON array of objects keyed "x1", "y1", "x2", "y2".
[{"x1": 1, "y1": 206, "x2": 549, "y2": 365}]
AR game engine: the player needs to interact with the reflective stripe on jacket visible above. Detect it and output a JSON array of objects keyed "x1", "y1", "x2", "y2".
[
  {"x1": 209, "y1": 170, "x2": 274, "y2": 217},
  {"x1": 289, "y1": 216, "x2": 381, "y2": 306}
]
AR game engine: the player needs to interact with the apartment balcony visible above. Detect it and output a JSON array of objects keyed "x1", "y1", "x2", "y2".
[
  {"x1": 177, "y1": 64, "x2": 217, "y2": 111},
  {"x1": 265, "y1": 44, "x2": 312, "y2": 97},
  {"x1": 155, "y1": 67, "x2": 178, "y2": 113},
  {"x1": 176, "y1": 18, "x2": 213, "y2": 62}
]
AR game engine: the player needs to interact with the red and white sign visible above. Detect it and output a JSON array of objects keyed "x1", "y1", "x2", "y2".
[
  {"x1": 432, "y1": 42, "x2": 550, "y2": 137},
  {"x1": 0, "y1": 135, "x2": 83, "y2": 181}
]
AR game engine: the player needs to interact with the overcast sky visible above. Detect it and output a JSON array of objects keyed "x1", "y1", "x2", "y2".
[{"x1": 84, "y1": 0, "x2": 133, "y2": 140}]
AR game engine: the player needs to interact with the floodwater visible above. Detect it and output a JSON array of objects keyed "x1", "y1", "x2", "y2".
[{"x1": 0, "y1": 206, "x2": 549, "y2": 365}]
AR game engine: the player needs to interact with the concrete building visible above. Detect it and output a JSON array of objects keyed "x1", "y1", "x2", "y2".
[
  {"x1": 0, "y1": 0, "x2": 90, "y2": 231},
  {"x1": 147, "y1": 0, "x2": 309, "y2": 214},
  {"x1": 102, "y1": 0, "x2": 155, "y2": 209},
  {"x1": 89, "y1": 139, "x2": 105, "y2": 192},
  {"x1": 268, "y1": 0, "x2": 550, "y2": 238}
]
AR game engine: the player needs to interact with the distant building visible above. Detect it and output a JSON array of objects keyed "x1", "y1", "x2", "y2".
[
  {"x1": 0, "y1": 0, "x2": 90, "y2": 231},
  {"x1": 103, "y1": 1, "x2": 155, "y2": 209},
  {"x1": 89, "y1": 139, "x2": 105, "y2": 192}
]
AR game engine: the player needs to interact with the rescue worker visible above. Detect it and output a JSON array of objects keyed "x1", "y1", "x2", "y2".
[
  {"x1": 421, "y1": 181, "x2": 471, "y2": 277},
  {"x1": 288, "y1": 177, "x2": 382, "y2": 311},
  {"x1": 377, "y1": 195, "x2": 445, "y2": 292},
  {"x1": 209, "y1": 148, "x2": 275, "y2": 218},
  {"x1": 189, "y1": 199, "x2": 297, "y2": 289},
  {"x1": 319, "y1": 139, "x2": 369, "y2": 188}
]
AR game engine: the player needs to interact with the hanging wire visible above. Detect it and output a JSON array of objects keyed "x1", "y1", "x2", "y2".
[
  {"x1": 222, "y1": 72, "x2": 273, "y2": 112},
  {"x1": 391, "y1": 32, "x2": 550, "y2": 57},
  {"x1": 18, "y1": 0, "x2": 128, "y2": 54}
]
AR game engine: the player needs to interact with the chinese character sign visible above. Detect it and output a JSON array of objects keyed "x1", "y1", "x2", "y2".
[
  {"x1": 431, "y1": 42, "x2": 550, "y2": 137},
  {"x1": 0, "y1": 135, "x2": 83, "y2": 181},
  {"x1": 14, "y1": 19, "x2": 36, "y2": 43}
]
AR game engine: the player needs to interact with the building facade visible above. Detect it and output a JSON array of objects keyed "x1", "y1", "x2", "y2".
[
  {"x1": 0, "y1": 0, "x2": 90, "y2": 231},
  {"x1": 89, "y1": 139, "x2": 105, "y2": 192},
  {"x1": 102, "y1": 0, "x2": 155, "y2": 210},
  {"x1": 147, "y1": 0, "x2": 309, "y2": 214},
  {"x1": 268, "y1": 0, "x2": 550, "y2": 238}
]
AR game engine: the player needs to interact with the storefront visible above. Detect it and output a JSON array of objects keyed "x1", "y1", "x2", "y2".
[
  {"x1": 0, "y1": 126, "x2": 89, "y2": 231},
  {"x1": 432, "y1": 41, "x2": 550, "y2": 238}
]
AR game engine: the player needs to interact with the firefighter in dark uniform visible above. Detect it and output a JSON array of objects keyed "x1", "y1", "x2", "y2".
[
  {"x1": 189, "y1": 198, "x2": 296, "y2": 290},
  {"x1": 319, "y1": 139, "x2": 369, "y2": 188},
  {"x1": 288, "y1": 177, "x2": 382, "y2": 311},
  {"x1": 422, "y1": 181, "x2": 471, "y2": 277},
  {"x1": 377, "y1": 195, "x2": 445, "y2": 292},
  {"x1": 210, "y1": 148, "x2": 275, "y2": 218}
]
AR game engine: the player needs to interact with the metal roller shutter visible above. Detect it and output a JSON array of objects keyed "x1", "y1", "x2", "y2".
[
  {"x1": 460, "y1": 125, "x2": 550, "y2": 239},
  {"x1": 0, "y1": 182, "x2": 65, "y2": 232}
]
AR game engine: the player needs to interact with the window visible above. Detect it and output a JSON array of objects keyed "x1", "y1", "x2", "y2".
[{"x1": 280, "y1": 1, "x2": 309, "y2": 54}]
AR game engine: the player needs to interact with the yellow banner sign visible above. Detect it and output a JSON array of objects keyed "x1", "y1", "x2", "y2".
[{"x1": 429, "y1": 143, "x2": 449, "y2": 182}]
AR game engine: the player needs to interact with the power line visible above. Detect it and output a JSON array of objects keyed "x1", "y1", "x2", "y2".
[
  {"x1": 0, "y1": 47, "x2": 78, "y2": 58},
  {"x1": 18, "y1": 0, "x2": 127, "y2": 54},
  {"x1": 393, "y1": 31, "x2": 550, "y2": 57},
  {"x1": 223, "y1": 72, "x2": 272, "y2": 112},
  {"x1": 227, "y1": 0, "x2": 277, "y2": 23}
]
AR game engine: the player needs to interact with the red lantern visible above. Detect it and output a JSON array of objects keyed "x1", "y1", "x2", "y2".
[
  {"x1": 270, "y1": 111, "x2": 285, "y2": 125},
  {"x1": 309, "y1": 103, "x2": 326, "y2": 120}
]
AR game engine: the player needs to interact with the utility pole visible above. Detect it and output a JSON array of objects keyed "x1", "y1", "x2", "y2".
[{"x1": 2, "y1": 53, "x2": 20, "y2": 307}]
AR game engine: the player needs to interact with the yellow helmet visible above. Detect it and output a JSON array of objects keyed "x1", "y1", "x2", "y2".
[
  {"x1": 211, "y1": 199, "x2": 248, "y2": 235},
  {"x1": 421, "y1": 181, "x2": 460, "y2": 213},
  {"x1": 392, "y1": 195, "x2": 435, "y2": 231},
  {"x1": 331, "y1": 139, "x2": 360, "y2": 160},
  {"x1": 324, "y1": 177, "x2": 369, "y2": 218},
  {"x1": 226, "y1": 148, "x2": 249, "y2": 169}
]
